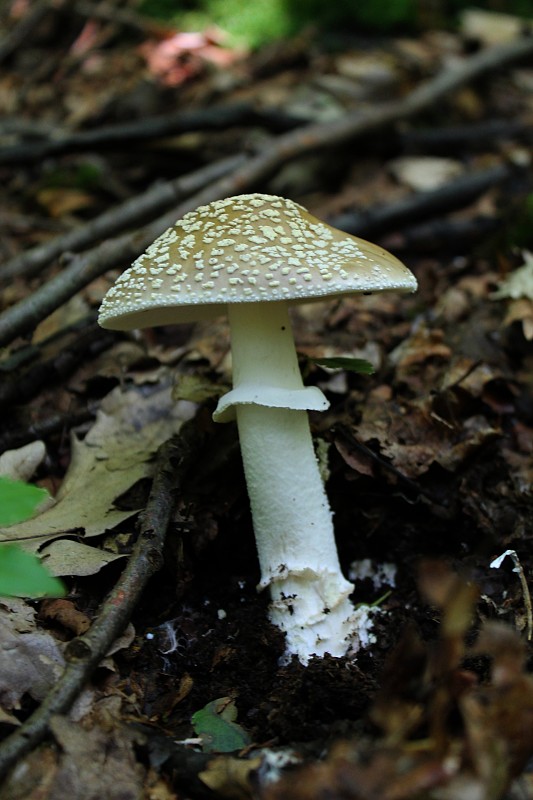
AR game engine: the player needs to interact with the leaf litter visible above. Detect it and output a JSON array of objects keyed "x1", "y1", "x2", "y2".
[
  {"x1": 0, "y1": 383, "x2": 195, "y2": 573},
  {"x1": 0, "y1": 2, "x2": 533, "y2": 798},
  {"x1": 266, "y1": 564, "x2": 533, "y2": 800}
]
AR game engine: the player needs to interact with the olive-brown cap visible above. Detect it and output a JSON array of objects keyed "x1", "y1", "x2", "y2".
[{"x1": 98, "y1": 194, "x2": 417, "y2": 330}]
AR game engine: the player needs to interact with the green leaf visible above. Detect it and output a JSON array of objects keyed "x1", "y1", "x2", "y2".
[
  {"x1": 313, "y1": 357, "x2": 375, "y2": 375},
  {"x1": 0, "y1": 544, "x2": 65, "y2": 598},
  {"x1": 0, "y1": 477, "x2": 49, "y2": 526},
  {"x1": 191, "y1": 697, "x2": 251, "y2": 753}
]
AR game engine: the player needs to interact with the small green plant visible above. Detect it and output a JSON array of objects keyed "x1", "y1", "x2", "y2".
[
  {"x1": 0, "y1": 544, "x2": 65, "y2": 598},
  {"x1": 191, "y1": 696, "x2": 251, "y2": 752},
  {"x1": 140, "y1": 0, "x2": 532, "y2": 47},
  {"x1": 40, "y1": 161, "x2": 103, "y2": 191},
  {"x1": 0, "y1": 477, "x2": 65, "y2": 598},
  {"x1": 0, "y1": 476, "x2": 48, "y2": 526},
  {"x1": 312, "y1": 356, "x2": 375, "y2": 374}
]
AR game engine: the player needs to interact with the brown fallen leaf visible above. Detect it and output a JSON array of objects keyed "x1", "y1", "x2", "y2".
[
  {"x1": 199, "y1": 754, "x2": 262, "y2": 799},
  {"x1": 36, "y1": 188, "x2": 96, "y2": 217},
  {"x1": 502, "y1": 298, "x2": 533, "y2": 340},
  {"x1": 43, "y1": 716, "x2": 144, "y2": 800},
  {"x1": 39, "y1": 598, "x2": 92, "y2": 636}
]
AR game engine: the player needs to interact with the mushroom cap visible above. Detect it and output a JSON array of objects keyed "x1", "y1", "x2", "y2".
[{"x1": 98, "y1": 194, "x2": 417, "y2": 330}]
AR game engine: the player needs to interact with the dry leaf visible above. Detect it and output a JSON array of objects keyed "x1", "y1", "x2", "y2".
[
  {"x1": 491, "y1": 251, "x2": 533, "y2": 301},
  {"x1": 0, "y1": 385, "x2": 195, "y2": 574},
  {"x1": 388, "y1": 156, "x2": 463, "y2": 191},
  {"x1": 47, "y1": 716, "x2": 145, "y2": 800},
  {"x1": 36, "y1": 188, "x2": 96, "y2": 217},
  {"x1": 39, "y1": 599, "x2": 92, "y2": 636},
  {"x1": 39, "y1": 538, "x2": 125, "y2": 578},
  {"x1": 199, "y1": 755, "x2": 262, "y2": 799},
  {"x1": 0, "y1": 441, "x2": 46, "y2": 482},
  {"x1": 459, "y1": 8, "x2": 533, "y2": 45}
]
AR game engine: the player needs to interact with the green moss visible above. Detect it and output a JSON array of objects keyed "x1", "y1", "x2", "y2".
[{"x1": 40, "y1": 162, "x2": 103, "y2": 191}]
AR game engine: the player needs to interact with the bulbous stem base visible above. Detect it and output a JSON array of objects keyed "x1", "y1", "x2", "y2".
[{"x1": 220, "y1": 301, "x2": 360, "y2": 662}]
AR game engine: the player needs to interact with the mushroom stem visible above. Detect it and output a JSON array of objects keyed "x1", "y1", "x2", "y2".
[{"x1": 224, "y1": 302, "x2": 357, "y2": 662}]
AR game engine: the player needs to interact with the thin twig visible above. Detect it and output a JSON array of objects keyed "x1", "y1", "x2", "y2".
[
  {"x1": 0, "y1": 422, "x2": 203, "y2": 781},
  {"x1": 0, "y1": 202, "x2": 195, "y2": 348},
  {"x1": 0, "y1": 409, "x2": 95, "y2": 453},
  {"x1": 0, "y1": 154, "x2": 246, "y2": 282},
  {"x1": 329, "y1": 163, "x2": 511, "y2": 238},
  {"x1": 391, "y1": 214, "x2": 500, "y2": 253},
  {"x1": 0, "y1": 321, "x2": 115, "y2": 410},
  {"x1": 0, "y1": 104, "x2": 299, "y2": 165},
  {"x1": 399, "y1": 118, "x2": 532, "y2": 154},
  {"x1": 158, "y1": 36, "x2": 533, "y2": 212},
  {"x1": 0, "y1": 37, "x2": 531, "y2": 349}
]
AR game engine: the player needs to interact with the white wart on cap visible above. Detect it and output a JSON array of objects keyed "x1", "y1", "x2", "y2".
[{"x1": 98, "y1": 193, "x2": 417, "y2": 329}]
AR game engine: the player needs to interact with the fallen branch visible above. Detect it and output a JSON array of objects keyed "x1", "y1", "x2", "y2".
[
  {"x1": 390, "y1": 214, "x2": 501, "y2": 253},
  {"x1": 0, "y1": 320, "x2": 114, "y2": 410},
  {"x1": 399, "y1": 118, "x2": 532, "y2": 154},
  {"x1": 0, "y1": 200, "x2": 201, "y2": 348},
  {"x1": 0, "y1": 409, "x2": 94, "y2": 453},
  {"x1": 0, "y1": 36, "x2": 531, "y2": 348},
  {"x1": 0, "y1": 154, "x2": 246, "y2": 282},
  {"x1": 329, "y1": 163, "x2": 512, "y2": 238},
  {"x1": 0, "y1": 104, "x2": 300, "y2": 165},
  {"x1": 0, "y1": 117, "x2": 61, "y2": 140},
  {"x1": 0, "y1": 422, "x2": 203, "y2": 781},
  {"x1": 158, "y1": 36, "x2": 533, "y2": 213}
]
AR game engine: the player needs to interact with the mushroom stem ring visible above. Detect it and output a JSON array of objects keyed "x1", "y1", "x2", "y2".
[{"x1": 215, "y1": 302, "x2": 357, "y2": 660}]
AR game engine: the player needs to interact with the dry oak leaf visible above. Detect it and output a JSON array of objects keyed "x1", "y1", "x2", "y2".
[{"x1": 0, "y1": 385, "x2": 195, "y2": 575}]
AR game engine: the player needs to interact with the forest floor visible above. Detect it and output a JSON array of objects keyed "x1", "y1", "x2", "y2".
[{"x1": 0, "y1": 3, "x2": 533, "y2": 799}]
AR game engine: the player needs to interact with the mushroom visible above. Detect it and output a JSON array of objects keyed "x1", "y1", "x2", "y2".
[{"x1": 98, "y1": 194, "x2": 417, "y2": 663}]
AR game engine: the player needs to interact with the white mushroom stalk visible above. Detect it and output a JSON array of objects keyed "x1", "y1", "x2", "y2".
[
  {"x1": 214, "y1": 302, "x2": 357, "y2": 661},
  {"x1": 98, "y1": 193, "x2": 418, "y2": 664}
]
